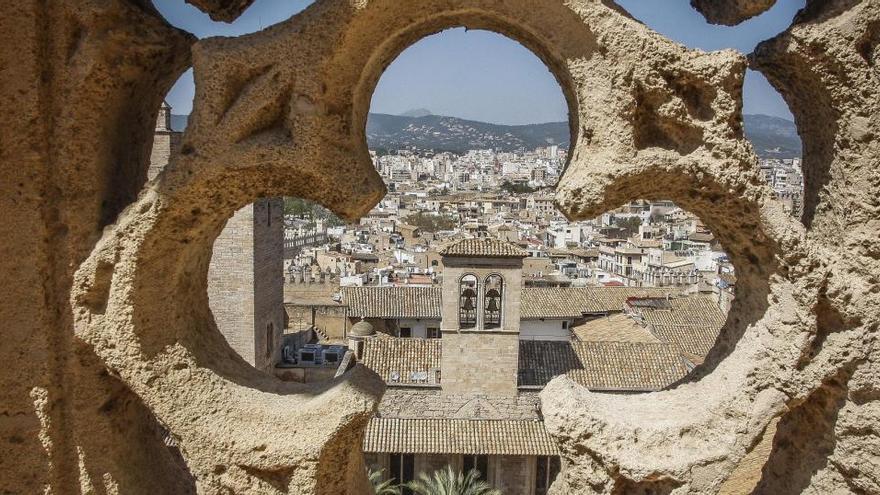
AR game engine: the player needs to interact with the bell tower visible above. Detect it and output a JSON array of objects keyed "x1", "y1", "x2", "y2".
[{"x1": 439, "y1": 237, "x2": 527, "y2": 395}]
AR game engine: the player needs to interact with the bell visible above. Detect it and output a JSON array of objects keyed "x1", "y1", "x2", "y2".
[
  {"x1": 462, "y1": 297, "x2": 475, "y2": 311},
  {"x1": 486, "y1": 297, "x2": 499, "y2": 312}
]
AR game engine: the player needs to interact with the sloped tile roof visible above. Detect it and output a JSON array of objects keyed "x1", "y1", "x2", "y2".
[
  {"x1": 572, "y1": 313, "x2": 661, "y2": 343},
  {"x1": 439, "y1": 238, "x2": 528, "y2": 258},
  {"x1": 377, "y1": 389, "x2": 542, "y2": 421},
  {"x1": 342, "y1": 286, "x2": 441, "y2": 319},
  {"x1": 639, "y1": 295, "x2": 726, "y2": 358},
  {"x1": 360, "y1": 338, "x2": 441, "y2": 385},
  {"x1": 520, "y1": 287, "x2": 676, "y2": 319},
  {"x1": 518, "y1": 341, "x2": 688, "y2": 391},
  {"x1": 342, "y1": 286, "x2": 679, "y2": 320},
  {"x1": 360, "y1": 337, "x2": 688, "y2": 392},
  {"x1": 363, "y1": 418, "x2": 559, "y2": 456}
]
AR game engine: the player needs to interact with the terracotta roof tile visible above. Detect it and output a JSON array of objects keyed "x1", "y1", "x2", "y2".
[
  {"x1": 518, "y1": 341, "x2": 688, "y2": 391},
  {"x1": 343, "y1": 286, "x2": 680, "y2": 320},
  {"x1": 439, "y1": 238, "x2": 528, "y2": 258},
  {"x1": 360, "y1": 338, "x2": 688, "y2": 392},
  {"x1": 639, "y1": 295, "x2": 726, "y2": 358},
  {"x1": 520, "y1": 287, "x2": 676, "y2": 319},
  {"x1": 343, "y1": 286, "x2": 441, "y2": 319},
  {"x1": 363, "y1": 418, "x2": 559, "y2": 456},
  {"x1": 360, "y1": 338, "x2": 441, "y2": 385},
  {"x1": 572, "y1": 313, "x2": 661, "y2": 343}
]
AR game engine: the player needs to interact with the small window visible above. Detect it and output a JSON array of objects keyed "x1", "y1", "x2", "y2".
[
  {"x1": 562, "y1": 321, "x2": 569, "y2": 330},
  {"x1": 427, "y1": 328, "x2": 441, "y2": 339},
  {"x1": 399, "y1": 327, "x2": 412, "y2": 338},
  {"x1": 463, "y1": 455, "x2": 489, "y2": 482},
  {"x1": 484, "y1": 275, "x2": 503, "y2": 330},
  {"x1": 459, "y1": 275, "x2": 478, "y2": 329}
]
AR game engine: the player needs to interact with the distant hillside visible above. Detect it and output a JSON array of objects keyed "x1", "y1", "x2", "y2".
[
  {"x1": 170, "y1": 114, "x2": 188, "y2": 132},
  {"x1": 367, "y1": 113, "x2": 570, "y2": 153},
  {"x1": 170, "y1": 112, "x2": 801, "y2": 158},
  {"x1": 743, "y1": 114, "x2": 802, "y2": 159}
]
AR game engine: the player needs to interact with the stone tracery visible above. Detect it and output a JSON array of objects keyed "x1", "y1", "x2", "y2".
[{"x1": 2, "y1": 0, "x2": 877, "y2": 493}]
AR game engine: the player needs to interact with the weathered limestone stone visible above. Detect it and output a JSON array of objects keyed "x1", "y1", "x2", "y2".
[
  {"x1": 1, "y1": 0, "x2": 195, "y2": 493},
  {"x1": 748, "y1": 2, "x2": 880, "y2": 492},
  {"x1": 186, "y1": 0, "x2": 257, "y2": 22},
  {"x1": 690, "y1": 0, "x2": 778, "y2": 26},
  {"x1": 3, "y1": 0, "x2": 878, "y2": 493},
  {"x1": 545, "y1": 1, "x2": 880, "y2": 494}
]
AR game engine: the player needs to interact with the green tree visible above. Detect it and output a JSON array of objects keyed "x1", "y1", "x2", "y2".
[
  {"x1": 404, "y1": 212, "x2": 458, "y2": 233},
  {"x1": 500, "y1": 181, "x2": 538, "y2": 194},
  {"x1": 615, "y1": 216, "x2": 642, "y2": 237},
  {"x1": 405, "y1": 466, "x2": 501, "y2": 495},
  {"x1": 284, "y1": 196, "x2": 346, "y2": 227},
  {"x1": 368, "y1": 468, "x2": 401, "y2": 495}
]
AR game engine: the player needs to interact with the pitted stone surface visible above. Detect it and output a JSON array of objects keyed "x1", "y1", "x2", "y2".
[
  {"x1": 748, "y1": 2, "x2": 880, "y2": 492},
  {"x1": 544, "y1": 1, "x2": 880, "y2": 494},
  {"x1": 690, "y1": 0, "x2": 778, "y2": 26},
  {"x1": 185, "y1": 0, "x2": 256, "y2": 22},
  {"x1": 3, "y1": 0, "x2": 879, "y2": 493}
]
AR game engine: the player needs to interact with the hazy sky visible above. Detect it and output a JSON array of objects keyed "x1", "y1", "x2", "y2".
[{"x1": 156, "y1": 0, "x2": 804, "y2": 124}]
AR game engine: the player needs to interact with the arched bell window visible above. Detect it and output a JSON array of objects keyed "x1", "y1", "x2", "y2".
[
  {"x1": 484, "y1": 275, "x2": 503, "y2": 330},
  {"x1": 459, "y1": 274, "x2": 478, "y2": 329}
]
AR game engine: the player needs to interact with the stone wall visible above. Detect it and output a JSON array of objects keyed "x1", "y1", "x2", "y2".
[
  {"x1": 2, "y1": 0, "x2": 878, "y2": 493},
  {"x1": 148, "y1": 131, "x2": 181, "y2": 181},
  {"x1": 207, "y1": 198, "x2": 284, "y2": 372},
  {"x1": 440, "y1": 333, "x2": 521, "y2": 396},
  {"x1": 492, "y1": 455, "x2": 534, "y2": 495}
]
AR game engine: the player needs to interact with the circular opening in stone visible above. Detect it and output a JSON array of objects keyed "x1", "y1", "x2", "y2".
[{"x1": 345, "y1": 27, "x2": 742, "y2": 491}]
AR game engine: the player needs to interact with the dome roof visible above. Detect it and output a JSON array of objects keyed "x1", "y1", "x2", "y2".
[{"x1": 350, "y1": 320, "x2": 375, "y2": 337}]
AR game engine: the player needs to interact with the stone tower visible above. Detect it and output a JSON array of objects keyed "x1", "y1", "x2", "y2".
[
  {"x1": 148, "y1": 101, "x2": 182, "y2": 181},
  {"x1": 208, "y1": 199, "x2": 285, "y2": 373},
  {"x1": 149, "y1": 106, "x2": 285, "y2": 373},
  {"x1": 438, "y1": 238, "x2": 527, "y2": 395}
]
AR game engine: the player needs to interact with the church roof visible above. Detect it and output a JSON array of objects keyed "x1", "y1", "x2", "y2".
[
  {"x1": 517, "y1": 341, "x2": 688, "y2": 391},
  {"x1": 519, "y1": 287, "x2": 676, "y2": 319},
  {"x1": 635, "y1": 294, "x2": 727, "y2": 361},
  {"x1": 359, "y1": 338, "x2": 690, "y2": 392},
  {"x1": 342, "y1": 286, "x2": 441, "y2": 319},
  {"x1": 340, "y1": 286, "x2": 682, "y2": 320},
  {"x1": 363, "y1": 418, "x2": 559, "y2": 456},
  {"x1": 360, "y1": 338, "x2": 441, "y2": 386},
  {"x1": 439, "y1": 238, "x2": 528, "y2": 258}
]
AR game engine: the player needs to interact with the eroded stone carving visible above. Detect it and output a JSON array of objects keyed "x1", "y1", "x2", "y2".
[
  {"x1": 748, "y1": 2, "x2": 880, "y2": 492},
  {"x1": 1, "y1": 1, "x2": 196, "y2": 493},
  {"x1": 544, "y1": 1, "x2": 880, "y2": 494},
  {"x1": 690, "y1": 0, "x2": 778, "y2": 26},
  {"x1": 185, "y1": 0, "x2": 256, "y2": 22},
  {"x1": 4, "y1": 0, "x2": 873, "y2": 493}
]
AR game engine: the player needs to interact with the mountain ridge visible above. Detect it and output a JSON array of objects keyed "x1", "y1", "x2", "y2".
[{"x1": 170, "y1": 112, "x2": 801, "y2": 159}]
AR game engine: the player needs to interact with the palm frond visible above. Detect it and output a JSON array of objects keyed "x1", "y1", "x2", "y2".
[
  {"x1": 405, "y1": 465, "x2": 501, "y2": 495},
  {"x1": 368, "y1": 468, "x2": 401, "y2": 495}
]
